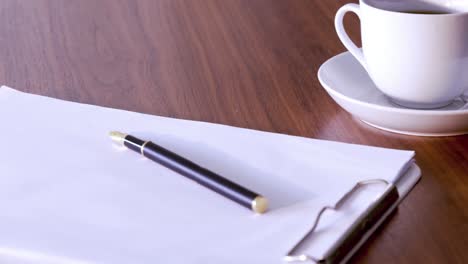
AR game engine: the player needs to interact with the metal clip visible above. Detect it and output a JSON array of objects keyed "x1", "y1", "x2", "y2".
[{"x1": 284, "y1": 179, "x2": 399, "y2": 263}]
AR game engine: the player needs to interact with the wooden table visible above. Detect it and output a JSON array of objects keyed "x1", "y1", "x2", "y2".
[{"x1": 1, "y1": 0, "x2": 467, "y2": 263}]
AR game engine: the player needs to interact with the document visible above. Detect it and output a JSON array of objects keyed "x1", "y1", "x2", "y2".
[{"x1": 0, "y1": 86, "x2": 417, "y2": 263}]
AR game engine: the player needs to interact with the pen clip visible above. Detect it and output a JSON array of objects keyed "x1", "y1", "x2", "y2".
[{"x1": 283, "y1": 179, "x2": 399, "y2": 263}]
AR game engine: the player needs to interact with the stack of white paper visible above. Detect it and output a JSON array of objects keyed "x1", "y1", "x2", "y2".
[{"x1": 0, "y1": 86, "x2": 419, "y2": 263}]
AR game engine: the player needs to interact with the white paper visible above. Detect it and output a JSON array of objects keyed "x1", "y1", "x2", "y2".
[{"x1": 0, "y1": 86, "x2": 415, "y2": 263}]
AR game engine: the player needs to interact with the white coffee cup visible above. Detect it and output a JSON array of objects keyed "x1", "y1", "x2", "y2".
[{"x1": 335, "y1": 0, "x2": 468, "y2": 109}]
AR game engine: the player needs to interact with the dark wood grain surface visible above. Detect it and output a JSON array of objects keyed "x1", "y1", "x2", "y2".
[{"x1": 0, "y1": 0, "x2": 467, "y2": 263}]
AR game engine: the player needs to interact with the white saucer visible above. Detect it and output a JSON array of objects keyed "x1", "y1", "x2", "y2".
[{"x1": 318, "y1": 52, "x2": 468, "y2": 137}]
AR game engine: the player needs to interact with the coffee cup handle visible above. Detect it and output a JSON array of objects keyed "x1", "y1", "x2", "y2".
[{"x1": 335, "y1": 3, "x2": 367, "y2": 70}]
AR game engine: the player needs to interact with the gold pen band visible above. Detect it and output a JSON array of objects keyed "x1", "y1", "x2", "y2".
[{"x1": 140, "y1": 141, "x2": 150, "y2": 156}]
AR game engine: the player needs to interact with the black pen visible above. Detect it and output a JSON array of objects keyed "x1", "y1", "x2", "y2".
[{"x1": 109, "y1": 131, "x2": 268, "y2": 214}]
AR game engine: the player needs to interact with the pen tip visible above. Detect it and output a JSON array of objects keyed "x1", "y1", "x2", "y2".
[
  {"x1": 109, "y1": 131, "x2": 127, "y2": 146},
  {"x1": 252, "y1": 196, "x2": 268, "y2": 214}
]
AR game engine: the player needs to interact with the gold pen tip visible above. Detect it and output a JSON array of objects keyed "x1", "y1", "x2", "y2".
[
  {"x1": 252, "y1": 196, "x2": 268, "y2": 214},
  {"x1": 109, "y1": 131, "x2": 127, "y2": 146}
]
